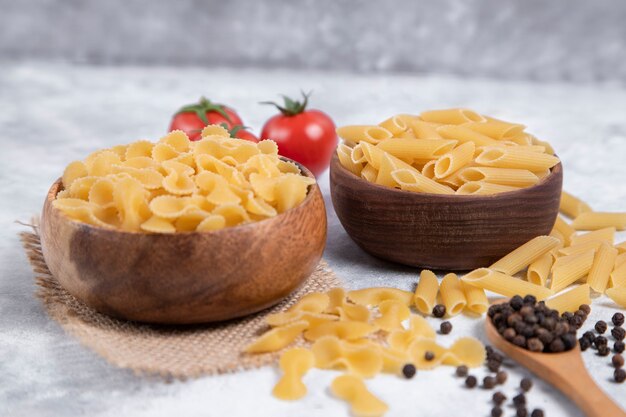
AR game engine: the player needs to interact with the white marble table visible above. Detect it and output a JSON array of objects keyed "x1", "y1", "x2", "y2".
[{"x1": 1, "y1": 62, "x2": 625, "y2": 417}]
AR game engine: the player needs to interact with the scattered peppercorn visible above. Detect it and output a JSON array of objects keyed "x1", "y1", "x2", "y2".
[
  {"x1": 491, "y1": 406, "x2": 503, "y2": 417},
  {"x1": 577, "y1": 334, "x2": 590, "y2": 349},
  {"x1": 613, "y1": 312, "x2": 625, "y2": 327},
  {"x1": 582, "y1": 330, "x2": 596, "y2": 343},
  {"x1": 612, "y1": 354, "x2": 624, "y2": 368},
  {"x1": 496, "y1": 371, "x2": 508, "y2": 385},
  {"x1": 598, "y1": 345, "x2": 611, "y2": 357},
  {"x1": 432, "y1": 304, "x2": 446, "y2": 318},
  {"x1": 513, "y1": 393, "x2": 526, "y2": 406},
  {"x1": 483, "y1": 376, "x2": 496, "y2": 389},
  {"x1": 520, "y1": 377, "x2": 533, "y2": 392},
  {"x1": 440, "y1": 321, "x2": 452, "y2": 335},
  {"x1": 456, "y1": 365, "x2": 468, "y2": 377},
  {"x1": 612, "y1": 326, "x2": 625, "y2": 341},
  {"x1": 492, "y1": 391, "x2": 506, "y2": 405},
  {"x1": 614, "y1": 368, "x2": 626, "y2": 383},
  {"x1": 531, "y1": 409, "x2": 544, "y2": 417},
  {"x1": 516, "y1": 408, "x2": 528, "y2": 417},
  {"x1": 487, "y1": 360, "x2": 501, "y2": 372},
  {"x1": 465, "y1": 375, "x2": 477, "y2": 388},
  {"x1": 401, "y1": 363, "x2": 416, "y2": 379},
  {"x1": 615, "y1": 341, "x2": 625, "y2": 354},
  {"x1": 595, "y1": 320, "x2": 608, "y2": 334},
  {"x1": 578, "y1": 304, "x2": 591, "y2": 315},
  {"x1": 595, "y1": 335, "x2": 608, "y2": 348},
  {"x1": 424, "y1": 351, "x2": 435, "y2": 361}
]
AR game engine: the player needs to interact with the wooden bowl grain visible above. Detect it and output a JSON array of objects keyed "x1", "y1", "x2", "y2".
[
  {"x1": 40, "y1": 163, "x2": 327, "y2": 324},
  {"x1": 330, "y1": 152, "x2": 562, "y2": 270}
]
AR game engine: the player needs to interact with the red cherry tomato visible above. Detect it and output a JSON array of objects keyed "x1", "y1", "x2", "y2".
[
  {"x1": 260, "y1": 92, "x2": 337, "y2": 177},
  {"x1": 169, "y1": 97, "x2": 244, "y2": 141}
]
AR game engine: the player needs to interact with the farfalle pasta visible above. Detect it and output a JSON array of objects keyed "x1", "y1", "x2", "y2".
[
  {"x1": 336, "y1": 109, "x2": 561, "y2": 195},
  {"x1": 53, "y1": 128, "x2": 315, "y2": 232}
]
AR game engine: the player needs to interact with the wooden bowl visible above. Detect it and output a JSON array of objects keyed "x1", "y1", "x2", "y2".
[
  {"x1": 330, "y1": 152, "x2": 562, "y2": 270},
  {"x1": 40, "y1": 163, "x2": 326, "y2": 324}
]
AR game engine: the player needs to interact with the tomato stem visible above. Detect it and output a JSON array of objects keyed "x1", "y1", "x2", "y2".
[
  {"x1": 220, "y1": 123, "x2": 249, "y2": 138},
  {"x1": 260, "y1": 90, "x2": 311, "y2": 116},
  {"x1": 176, "y1": 97, "x2": 232, "y2": 124}
]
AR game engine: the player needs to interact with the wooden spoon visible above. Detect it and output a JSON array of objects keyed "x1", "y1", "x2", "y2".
[{"x1": 486, "y1": 317, "x2": 625, "y2": 417}]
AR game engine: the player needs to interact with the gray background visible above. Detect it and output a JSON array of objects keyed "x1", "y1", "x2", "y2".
[{"x1": 1, "y1": 0, "x2": 626, "y2": 83}]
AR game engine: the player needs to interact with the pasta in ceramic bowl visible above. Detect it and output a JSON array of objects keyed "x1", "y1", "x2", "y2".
[
  {"x1": 40, "y1": 126, "x2": 326, "y2": 324},
  {"x1": 330, "y1": 108, "x2": 563, "y2": 270}
]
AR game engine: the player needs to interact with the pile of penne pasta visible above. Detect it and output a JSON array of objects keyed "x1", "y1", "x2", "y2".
[
  {"x1": 451, "y1": 191, "x2": 626, "y2": 313},
  {"x1": 336, "y1": 108, "x2": 561, "y2": 195}
]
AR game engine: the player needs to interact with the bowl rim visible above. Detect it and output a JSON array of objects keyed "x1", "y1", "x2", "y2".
[
  {"x1": 46, "y1": 157, "x2": 321, "y2": 236},
  {"x1": 330, "y1": 151, "x2": 563, "y2": 202}
]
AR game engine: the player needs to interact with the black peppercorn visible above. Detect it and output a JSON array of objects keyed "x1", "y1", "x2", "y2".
[
  {"x1": 614, "y1": 368, "x2": 626, "y2": 383},
  {"x1": 432, "y1": 304, "x2": 446, "y2": 318},
  {"x1": 582, "y1": 330, "x2": 596, "y2": 343},
  {"x1": 483, "y1": 376, "x2": 496, "y2": 389},
  {"x1": 612, "y1": 354, "x2": 624, "y2": 368},
  {"x1": 579, "y1": 337, "x2": 591, "y2": 351},
  {"x1": 496, "y1": 370, "x2": 508, "y2": 384},
  {"x1": 578, "y1": 304, "x2": 591, "y2": 315},
  {"x1": 523, "y1": 295, "x2": 537, "y2": 305},
  {"x1": 513, "y1": 335, "x2": 527, "y2": 348},
  {"x1": 491, "y1": 406, "x2": 503, "y2": 417},
  {"x1": 615, "y1": 341, "x2": 625, "y2": 354},
  {"x1": 598, "y1": 345, "x2": 611, "y2": 356},
  {"x1": 465, "y1": 375, "x2": 477, "y2": 388},
  {"x1": 549, "y1": 338, "x2": 565, "y2": 353},
  {"x1": 487, "y1": 360, "x2": 501, "y2": 372},
  {"x1": 516, "y1": 408, "x2": 528, "y2": 417},
  {"x1": 440, "y1": 321, "x2": 452, "y2": 335},
  {"x1": 562, "y1": 333, "x2": 577, "y2": 350},
  {"x1": 595, "y1": 335, "x2": 608, "y2": 348},
  {"x1": 612, "y1": 326, "x2": 625, "y2": 341},
  {"x1": 527, "y1": 338, "x2": 544, "y2": 352},
  {"x1": 424, "y1": 351, "x2": 435, "y2": 361},
  {"x1": 520, "y1": 377, "x2": 533, "y2": 392},
  {"x1": 513, "y1": 393, "x2": 526, "y2": 406},
  {"x1": 492, "y1": 391, "x2": 506, "y2": 405},
  {"x1": 510, "y1": 295, "x2": 524, "y2": 311},
  {"x1": 531, "y1": 409, "x2": 544, "y2": 417},
  {"x1": 613, "y1": 312, "x2": 625, "y2": 327},
  {"x1": 595, "y1": 320, "x2": 608, "y2": 334},
  {"x1": 456, "y1": 365, "x2": 468, "y2": 377},
  {"x1": 401, "y1": 363, "x2": 416, "y2": 379}
]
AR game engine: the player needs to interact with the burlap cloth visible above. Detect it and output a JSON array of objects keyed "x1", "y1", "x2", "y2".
[{"x1": 19, "y1": 222, "x2": 341, "y2": 379}]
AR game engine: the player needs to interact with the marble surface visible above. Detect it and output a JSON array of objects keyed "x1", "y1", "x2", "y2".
[
  {"x1": 2, "y1": 0, "x2": 626, "y2": 83},
  {"x1": 1, "y1": 62, "x2": 626, "y2": 417}
]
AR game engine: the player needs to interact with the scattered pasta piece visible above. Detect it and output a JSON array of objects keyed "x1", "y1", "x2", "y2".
[
  {"x1": 347, "y1": 287, "x2": 413, "y2": 307},
  {"x1": 312, "y1": 336, "x2": 383, "y2": 378},
  {"x1": 304, "y1": 321, "x2": 376, "y2": 342},
  {"x1": 606, "y1": 287, "x2": 626, "y2": 308},
  {"x1": 545, "y1": 285, "x2": 591, "y2": 314},
  {"x1": 331, "y1": 375, "x2": 388, "y2": 417},
  {"x1": 372, "y1": 300, "x2": 410, "y2": 331},
  {"x1": 244, "y1": 321, "x2": 308, "y2": 353},
  {"x1": 439, "y1": 273, "x2": 466, "y2": 316},
  {"x1": 572, "y1": 212, "x2": 626, "y2": 231},
  {"x1": 413, "y1": 270, "x2": 439, "y2": 314},
  {"x1": 272, "y1": 348, "x2": 314, "y2": 401}
]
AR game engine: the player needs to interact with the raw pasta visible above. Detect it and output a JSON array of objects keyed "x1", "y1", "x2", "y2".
[
  {"x1": 413, "y1": 270, "x2": 439, "y2": 314},
  {"x1": 550, "y1": 250, "x2": 595, "y2": 292},
  {"x1": 586, "y1": 243, "x2": 618, "y2": 293},
  {"x1": 461, "y1": 281, "x2": 489, "y2": 314},
  {"x1": 272, "y1": 348, "x2": 314, "y2": 400},
  {"x1": 461, "y1": 268, "x2": 553, "y2": 300},
  {"x1": 54, "y1": 129, "x2": 316, "y2": 232},
  {"x1": 337, "y1": 109, "x2": 560, "y2": 194},
  {"x1": 545, "y1": 284, "x2": 591, "y2": 314},
  {"x1": 439, "y1": 273, "x2": 466, "y2": 316},
  {"x1": 526, "y1": 253, "x2": 554, "y2": 286},
  {"x1": 606, "y1": 287, "x2": 626, "y2": 307},
  {"x1": 572, "y1": 212, "x2": 626, "y2": 231},
  {"x1": 312, "y1": 336, "x2": 383, "y2": 378},
  {"x1": 490, "y1": 235, "x2": 560, "y2": 275},
  {"x1": 331, "y1": 375, "x2": 388, "y2": 417},
  {"x1": 559, "y1": 191, "x2": 592, "y2": 218}
]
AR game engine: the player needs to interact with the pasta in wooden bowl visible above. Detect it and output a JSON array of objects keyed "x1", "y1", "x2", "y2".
[
  {"x1": 40, "y1": 126, "x2": 326, "y2": 324},
  {"x1": 330, "y1": 109, "x2": 563, "y2": 270}
]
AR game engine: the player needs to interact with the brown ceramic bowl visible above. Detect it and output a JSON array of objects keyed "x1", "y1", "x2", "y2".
[
  {"x1": 40, "y1": 162, "x2": 326, "y2": 324},
  {"x1": 330, "y1": 152, "x2": 562, "y2": 270}
]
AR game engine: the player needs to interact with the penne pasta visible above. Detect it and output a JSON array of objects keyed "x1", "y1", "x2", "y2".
[
  {"x1": 421, "y1": 160, "x2": 436, "y2": 179},
  {"x1": 586, "y1": 243, "x2": 618, "y2": 294},
  {"x1": 376, "y1": 139, "x2": 457, "y2": 163},
  {"x1": 572, "y1": 212, "x2": 626, "y2": 231},
  {"x1": 606, "y1": 287, "x2": 626, "y2": 308},
  {"x1": 549, "y1": 229, "x2": 566, "y2": 246},
  {"x1": 455, "y1": 181, "x2": 519, "y2": 195},
  {"x1": 610, "y1": 262, "x2": 626, "y2": 288},
  {"x1": 570, "y1": 227, "x2": 615, "y2": 246},
  {"x1": 530, "y1": 136, "x2": 556, "y2": 155},
  {"x1": 408, "y1": 120, "x2": 442, "y2": 139},
  {"x1": 439, "y1": 273, "x2": 466, "y2": 316},
  {"x1": 420, "y1": 108, "x2": 485, "y2": 125},
  {"x1": 413, "y1": 270, "x2": 439, "y2": 315},
  {"x1": 337, "y1": 125, "x2": 393, "y2": 145},
  {"x1": 459, "y1": 167, "x2": 539, "y2": 187},
  {"x1": 434, "y1": 142, "x2": 475, "y2": 179},
  {"x1": 550, "y1": 250, "x2": 595, "y2": 292},
  {"x1": 475, "y1": 147, "x2": 560, "y2": 171},
  {"x1": 463, "y1": 120, "x2": 525, "y2": 140},
  {"x1": 527, "y1": 253, "x2": 553, "y2": 286},
  {"x1": 557, "y1": 240, "x2": 602, "y2": 257},
  {"x1": 615, "y1": 241, "x2": 626, "y2": 254},
  {"x1": 490, "y1": 235, "x2": 560, "y2": 275},
  {"x1": 615, "y1": 253, "x2": 626, "y2": 268},
  {"x1": 461, "y1": 281, "x2": 489, "y2": 315},
  {"x1": 461, "y1": 268, "x2": 553, "y2": 300},
  {"x1": 545, "y1": 284, "x2": 591, "y2": 314},
  {"x1": 552, "y1": 215, "x2": 576, "y2": 246},
  {"x1": 391, "y1": 168, "x2": 455, "y2": 195},
  {"x1": 360, "y1": 163, "x2": 378, "y2": 182},
  {"x1": 336, "y1": 144, "x2": 363, "y2": 176},
  {"x1": 378, "y1": 116, "x2": 408, "y2": 135},
  {"x1": 559, "y1": 191, "x2": 592, "y2": 219},
  {"x1": 375, "y1": 153, "x2": 401, "y2": 187},
  {"x1": 436, "y1": 125, "x2": 497, "y2": 147}
]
